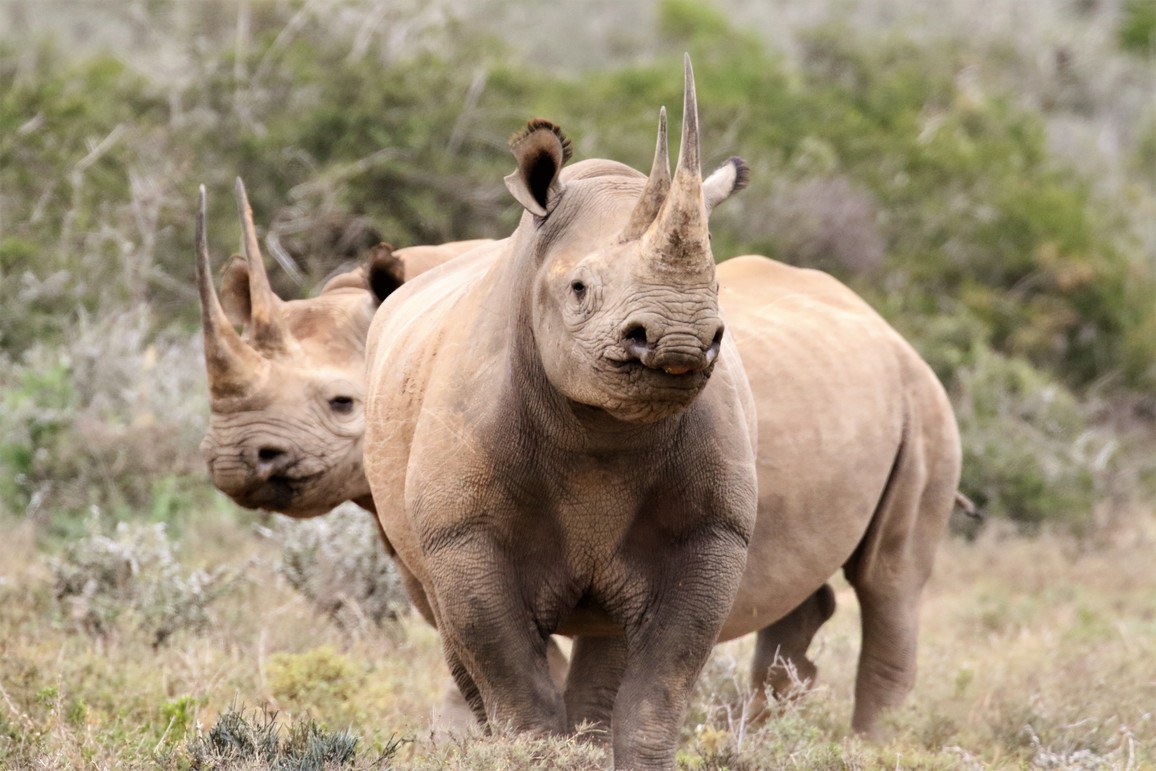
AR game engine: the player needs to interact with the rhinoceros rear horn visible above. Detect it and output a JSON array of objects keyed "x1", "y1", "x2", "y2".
[
  {"x1": 504, "y1": 118, "x2": 571, "y2": 217},
  {"x1": 619, "y1": 107, "x2": 671, "y2": 242},
  {"x1": 234, "y1": 177, "x2": 293, "y2": 354},
  {"x1": 196, "y1": 185, "x2": 265, "y2": 399},
  {"x1": 642, "y1": 54, "x2": 712, "y2": 273}
]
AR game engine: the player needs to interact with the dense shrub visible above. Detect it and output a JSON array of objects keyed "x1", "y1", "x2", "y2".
[
  {"x1": 51, "y1": 518, "x2": 250, "y2": 645},
  {"x1": 274, "y1": 504, "x2": 409, "y2": 631},
  {"x1": 0, "y1": 308, "x2": 209, "y2": 531},
  {"x1": 952, "y1": 346, "x2": 1103, "y2": 533}
]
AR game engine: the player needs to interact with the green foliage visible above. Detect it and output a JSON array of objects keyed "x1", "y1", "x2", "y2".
[
  {"x1": 953, "y1": 346, "x2": 1100, "y2": 533},
  {"x1": 0, "y1": 359, "x2": 74, "y2": 513},
  {"x1": 0, "y1": 44, "x2": 168, "y2": 353},
  {"x1": 1119, "y1": 0, "x2": 1156, "y2": 55}
]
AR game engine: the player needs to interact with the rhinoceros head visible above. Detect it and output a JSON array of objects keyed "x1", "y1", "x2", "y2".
[
  {"x1": 195, "y1": 180, "x2": 402, "y2": 516},
  {"x1": 505, "y1": 56, "x2": 748, "y2": 424}
]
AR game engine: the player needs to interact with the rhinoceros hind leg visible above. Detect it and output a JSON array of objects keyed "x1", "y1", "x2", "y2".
[
  {"x1": 845, "y1": 586, "x2": 921, "y2": 736},
  {"x1": 748, "y1": 583, "x2": 836, "y2": 719},
  {"x1": 842, "y1": 410, "x2": 958, "y2": 737},
  {"x1": 563, "y1": 635, "x2": 628, "y2": 739}
]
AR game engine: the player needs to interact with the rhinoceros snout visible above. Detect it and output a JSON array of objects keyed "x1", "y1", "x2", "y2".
[
  {"x1": 619, "y1": 318, "x2": 724, "y2": 376},
  {"x1": 252, "y1": 443, "x2": 295, "y2": 481}
]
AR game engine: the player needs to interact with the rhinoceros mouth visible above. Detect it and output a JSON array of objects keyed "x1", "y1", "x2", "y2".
[
  {"x1": 228, "y1": 470, "x2": 325, "y2": 512},
  {"x1": 606, "y1": 355, "x2": 713, "y2": 387}
]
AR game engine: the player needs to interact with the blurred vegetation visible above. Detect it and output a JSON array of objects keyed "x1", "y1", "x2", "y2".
[
  {"x1": 1119, "y1": 0, "x2": 1156, "y2": 55},
  {"x1": 0, "y1": 0, "x2": 1153, "y2": 540}
]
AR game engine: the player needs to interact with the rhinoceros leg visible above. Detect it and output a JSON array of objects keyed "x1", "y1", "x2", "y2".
[
  {"x1": 608, "y1": 535, "x2": 748, "y2": 770},
  {"x1": 443, "y1": 644, "x2": 488, "y2": 727},
  {"x1": 845, "y1": 585, "x2": 922, "y2": 736},
  {"x1": 430, "y1": 545, "x2": 567, "y2": 736},
  {"x1": 563, "y1": 635, "x2": 628, "y2": 738},
  {"x1": 749, "y1": 583, "x2": 836, "y2": 715},
  {"x1": 842, "y1": 415, "x2": 957, "y2": 736}
]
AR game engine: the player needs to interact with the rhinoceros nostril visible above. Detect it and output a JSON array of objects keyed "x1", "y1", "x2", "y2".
[
  {"x1": 623, "y1": 324, "x2": 648, "y2": 346},
  {"x1": 257, "y1": 447, "x2": 286, "y2": 463}
]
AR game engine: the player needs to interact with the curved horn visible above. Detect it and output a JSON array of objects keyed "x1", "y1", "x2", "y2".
[
  {"x1": 197, "y1": 185, "x2": 265, "y2": 399},
  {"x1": 642, "y1": 54, "x2": 711, "y2": 274},
  {"x1": 234, "y1": 177, "x2": 293, "y2": 354},
  {"x1": 619, "y1": 107, "x2": 671, "y2": 242}
]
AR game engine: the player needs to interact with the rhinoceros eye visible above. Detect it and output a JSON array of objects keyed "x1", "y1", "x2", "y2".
[
  {"x1": 570, "y1": 280, "x2": 586, "y2": 300},
  {"x1": 329, "y1": 395, "x2": 355, "y2": 415}
]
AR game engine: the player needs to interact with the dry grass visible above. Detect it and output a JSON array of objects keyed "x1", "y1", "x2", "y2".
[{"x1": 2, "y1": 507, "x2": 1153, "y2": 769}]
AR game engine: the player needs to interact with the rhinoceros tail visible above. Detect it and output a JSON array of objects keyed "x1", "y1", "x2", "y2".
[{"x1": 953, "y1": 491, "x2": 982, "y2": 520}]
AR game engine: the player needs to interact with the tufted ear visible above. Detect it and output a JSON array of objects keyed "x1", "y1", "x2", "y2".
[
  {"x1": 504, "y1": 119, "x2": 572, "y2": 217},
  {"x1": 703, "y1": 156, "x2": 750, "y2": 213},
  {"x1": 366, "y1": 243, "x2": 406, "y2": 303},
  {"x1": 219, "y1": 254, "x2": 251, "y2": 327}
]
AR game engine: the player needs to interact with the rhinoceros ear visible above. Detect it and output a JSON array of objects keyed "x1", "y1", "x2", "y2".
[
  {"x1": 366, "y1": 243, "x2": 406, "y2": 303},
  {"x1": 219, "y1": 254, "x2": 252, "y2": 327},
  {"x1": 703, "y1": 156, "x2": 750, "y2": 213},
  {"x1": 504, "y1": 118, "x2": 572, "y2": 217}
]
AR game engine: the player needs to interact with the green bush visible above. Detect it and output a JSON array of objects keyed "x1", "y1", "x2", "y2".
[
  {"x1": 953, "y1": 346, "x2": 1101, "y2": 533},
  {"x1": 1119, "y1": 0, "x2": 1156, "y2": 55},
  {"x1": 0, "y1": 309, "x2": 211, "y2": 532}
]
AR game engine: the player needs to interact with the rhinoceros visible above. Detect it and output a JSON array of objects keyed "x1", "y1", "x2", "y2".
[
  {"x1": 195, "y1": 179, "x2": 488, "y2": 522},
  {"x1": 195, "y1": 183, "x2": 578, "y2": 704},
  {"x1": 361, "y1": 57, "x2": 960, "y2": 768}
]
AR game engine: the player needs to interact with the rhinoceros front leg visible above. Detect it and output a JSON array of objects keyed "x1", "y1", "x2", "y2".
[
  {"x1": 425, "y1": 535, "x2": 566, "y2": 736},
  {"x1": 609, "y1": 533, "x2": 749, "y2": 770}
]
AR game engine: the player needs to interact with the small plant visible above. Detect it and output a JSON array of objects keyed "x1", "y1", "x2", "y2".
[
  {"x1": 51, "y1": 518, "x2": 250, "y2": 645},
  {"x1": 274, "y1": 504, "x2": 409, "y2": 631},
  {"x1": 185, "y1": 705, "x2": 391, "y2": 770}
]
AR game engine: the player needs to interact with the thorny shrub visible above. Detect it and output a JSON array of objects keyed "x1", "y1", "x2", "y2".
[{"x1": 184, "y1": 705, "x2": 392, "y2": 771}]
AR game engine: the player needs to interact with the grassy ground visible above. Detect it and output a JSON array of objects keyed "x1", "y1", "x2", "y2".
[{"x1": 2, "y1": 506, "x2": 1152, "y2": 769}]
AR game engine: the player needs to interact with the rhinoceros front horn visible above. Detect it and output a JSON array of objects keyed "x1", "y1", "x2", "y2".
[
  {"x1": 197, "y1": 185, "x2": 266, "y2": 399},
  {"x1": 234, "y1": 177, "x2": 294, "y2": 354},
  {"x1": 640, "y1": 54, "x2": 712, "y2": 275}
]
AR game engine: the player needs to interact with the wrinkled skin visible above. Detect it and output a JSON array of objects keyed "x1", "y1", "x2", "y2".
[{"x1": 367, "y1": 63, "x2": 761, "y2": 770}]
